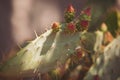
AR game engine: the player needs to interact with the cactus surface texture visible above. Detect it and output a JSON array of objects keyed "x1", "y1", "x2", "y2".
[
  {"x1": 84, "y1": 36, "x2": 120, "y2": 80},
  {"x1": 0, "y1": 23, "x2": 96, "y2": 78}
]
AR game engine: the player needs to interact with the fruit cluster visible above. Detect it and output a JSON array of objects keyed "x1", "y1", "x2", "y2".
[{"x1": 52, "y1": 5, "x2": 91, "y2": 32}]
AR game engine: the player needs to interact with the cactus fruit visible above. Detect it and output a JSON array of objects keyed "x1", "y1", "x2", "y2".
[
  {"x1": 67, "y1": 5, "x2": 75, "y2": 13},
  {"x1": 67, "y1": 23, "x2": 76, "y2": 32},
  {"x1": 82, "y1": 7, "x2": 91, "y2": 16},
  {"x1": 64, "y1": 5, "x2": 75, "y2": 23},
  {"x1": 76, "y1": 7, "x2": 91, "y2": 31},
  {"x1": 52, "y1": 22, "x2": 60, "y2": 32}
]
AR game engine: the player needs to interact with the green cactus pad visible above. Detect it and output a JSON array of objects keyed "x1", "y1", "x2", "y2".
[{"x1": 0, "y1": 23, "x2": 84, "y2": 77}]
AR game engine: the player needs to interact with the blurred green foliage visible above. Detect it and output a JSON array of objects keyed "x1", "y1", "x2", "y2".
[
  {"x1": 105, "y1": 11, "x2": 118, "y2": 37},
  {"x1": 87, "y1": 0, "x2": 118, "y2": 37}
]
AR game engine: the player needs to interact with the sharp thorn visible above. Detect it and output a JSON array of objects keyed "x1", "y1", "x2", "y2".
[
  {"x1": 45, "y1": 28, "x2": 48, "y2": 32},
  {"x1": 17, "y1": 43, "x2": 22, "y2": 49},
  {"x1": 34, "y1": 29, "x2": 38, "y2": 38}
]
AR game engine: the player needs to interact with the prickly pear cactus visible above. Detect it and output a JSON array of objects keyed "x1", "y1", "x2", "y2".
[
  {"x1": 0, "y1": 26, "x2": 79, "y2": 76},
  {"x1": 0, "y1": 28, "x2": 96, "y2": 77},
  {"x1": 84, "y1": 36, "x2": 120, "y2": 80},
  {"x1": 0, "y1": 5, "x2": 94, "y2": 78}
]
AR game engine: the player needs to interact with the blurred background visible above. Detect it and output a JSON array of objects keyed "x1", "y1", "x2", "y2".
[{"x1": 0, "y1": 0, "x2": 118, "y2": 63}]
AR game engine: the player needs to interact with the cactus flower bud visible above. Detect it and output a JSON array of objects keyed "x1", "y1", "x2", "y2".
[
  {"x1": 83, "y1": 7, "x2": 91, "y2": 16},
  {"x1": 76, "y1": 7, "x2": 91, "y2": 31},
  {"x1": 94, "y1": 75, "x2": 99, "y2": 80},
  {"x1": 80, "y1": 20, "x2": 89, "y2": 28},
  {"x1": 67, "y1": 23, "x2": 76, "y2": 32},
  {"x1": 52, "y1": 22, "x2": 60, "y2": 31},
  {"x1": 67, "y1": 5, "x2": 75, "y2": 13},
  {"x1": 77, "y1": 51, "x2": 83, "y2": 58},
  {"x1": 64, "y1": 4, "x2": 75, "y2": 23},
  {"x1": 76, "y1": 47, "x2": 83, "y2": 58}
]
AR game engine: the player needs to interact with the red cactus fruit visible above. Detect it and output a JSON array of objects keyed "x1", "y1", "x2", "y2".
[
  {"x1": 80, "y1": 20, "x2": 89, "y2": 28},
  {"x1": 76, "y1": 47, "x2": 83, "y2": 58},
  {"x1": 52, "y1": 22, "x2": 60, "y2": 30},
  {"x1": 67, "y1": 23, "x2": 76, "y2": 32},
  {"x1": 77, "y1": 51, "x2": 83, "y2": 58},
  {"x1": 83, "y1": 7, "x2": 91, "y2": 16},
  {"x1": 94, "y1": 75, "x2": 99, "y2": 80},
  {"x1": 67, "y1": 4, "x2": 75, "y2": 13}
]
